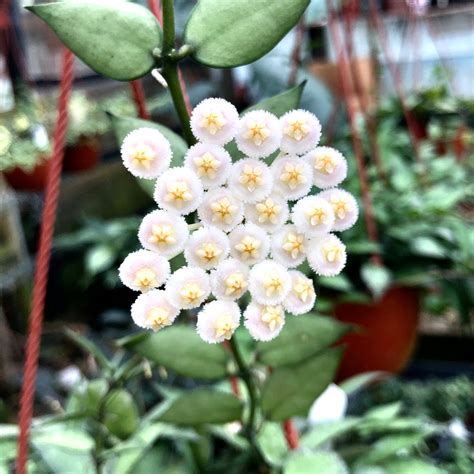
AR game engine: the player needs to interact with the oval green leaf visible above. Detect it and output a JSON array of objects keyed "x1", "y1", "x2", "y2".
[
  {"x1": 257, "y1": 314, "x2": 350, "y2": 367},
  {"x1": 103, "y1": 389, "x2": 140, "y2": 439},
  {"x1": 185, "y1": 0, "x2": 310, "y2": 68},
  {"x1": 28, "y1": 1, "x2": 162, "y2": 81},
  {"x1": 121, "y1": 325, "x2": 230, "y2": 380},
  {"x1": 158, "y1": 388, "x2": 243, "y2": 425}
]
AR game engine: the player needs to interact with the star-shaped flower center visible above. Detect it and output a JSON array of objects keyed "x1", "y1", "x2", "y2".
[
  {"x1": 165, "y1": 181, "x2": 192, "y2": 206},
  {"x1": 261, "y1": 305, "x2": 283, "y2": 331},
  {"x1": 235, "y1": 236, "x2": 261, "y2": 260},
  {"x1": 330, "y1": 196, "x2": 350, "y2": 219},
  {"x1": 200, "y1": 111, "x2": 226, "y2": 135},
  {"x1": 225, "y1": 272, "x2": 247, "y2": 296},
  {"x1": 315, "y1": 154, "x2": 336, "y2": 174},
  {"x1": 239, "y1": 165, "x2": 263, "y2": 192},
  {"x1": 211, "y1": 197, "x2": 238, "y2": 224},
  {"x1": 255, "y1": 198, "x2": 281, "y2": 224},
  {"x1": 321, "y1": 242, "x2": 343, "y2": 263},
  {"x1": 293, "y1": 278, "x2": 313, "y2": 303},
  {"x1": 146, "y1": 306, "x2": 170, "y2": 331},
  {"x1": 180, "y1": 282, "x2": 205, "y2": 305},
  {"x1": 134, "y1": 267, "x2": 158, "y2": 291},
  {"x1": 284, "y1": 118, "x2": 310, "y2": 141},
  {"x1": 214, "y1": 314, "x2": 238, "y2": 339},
  {"x1": 149, "y1": 224, "x2": 176, "y2": 246},
  {"x1": 196, "y1": 242, "x2": 222, "y2": 264},
  {"x1": 194, "y1": 152, "x2": 220, "y2": 179},
  {"x1": 282, "y1": 232, "x2": 305, "y2": 259},
  {"x1": 263, "y1": 275, "x2": 284, "y2": 296},
  {"x1": 244, "y1": 121, "x2": 270, "y2": 146},
  {"x1": 280, "y1": 163, "x2": 306, "y2": 190},
  {"x1": 131, "y1": 144, "x2": 155, "y2": 169},
  {"x1": 306, "y1": 206, "x2": 327, "y2": 226}
]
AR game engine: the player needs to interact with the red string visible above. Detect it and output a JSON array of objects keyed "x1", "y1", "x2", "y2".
[
  {"x1": 16, "y1": 48, "x2": 75, "y2": 474},
  {"x1": 283, "y1": 419, "x2": 299, "y2": 450},
  {"x1": 130, "y1": 80, "x2": 151, "y2": 120}
]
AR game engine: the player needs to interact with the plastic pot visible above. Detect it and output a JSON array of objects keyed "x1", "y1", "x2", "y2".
[
  {"x1": 334, "y1": 286, "x2": 420, "y2": 381},
  {"x1": 64, "y1": 136, "x2": 100, "y2": 173},
  {"x1": 3, "y1": 156, "x2": 51, "y2": 191}
]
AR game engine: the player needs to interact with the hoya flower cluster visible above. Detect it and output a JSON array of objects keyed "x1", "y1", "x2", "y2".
[{"x1": 119, "y1": 98, "x2": 358, "y2": 343}]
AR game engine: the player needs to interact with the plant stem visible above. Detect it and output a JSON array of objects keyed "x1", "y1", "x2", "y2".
[
  {"x1": 161, "y1": 0, "x2": 196, "y2": 146},
  {"x1": 229, "y1": 337, "x2": 258, "y2": 439}
]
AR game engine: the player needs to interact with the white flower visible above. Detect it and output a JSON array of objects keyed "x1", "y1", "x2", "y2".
[
  {"x1": 280, "y1": 109, "x2": 321, "y2": 155},
  {"x1": 184, "y1": 143, "x2": 232, "y2": 189},
  {"x1": 292, "y1": 195, "x2": 335, "y2": 237},
  {"x1": 228, "y1": 223, "x2": 270, "y2": 266},
  {"x1": 138, "y1": 209, "x2": 189, "y2": 258},
  {"x1": 244, "y1": 302, "x2": 285, "y2": 341},
  {"x1": 154, "y1": 167, "x2": 203, "y2": 215},
  {"x1": 248, "y1": 260, "x2": 292, "y2": 305},
  {"x1": 271, "y1": 154, "x2": 313, "y2": 201},
  {"x1": 308, "y1": 384, "x2": 348, "y2": 426},
  {"x1": 121, "y1": 128, "x2": 172, "y2": 179},
  {"x1": 284, "y1": 270, "x2": 316, "y2": 315},
  {"x1": 119, "y1": 250, "x2": 170, "y2": 292},
  {"x1": 228, "y1": 158, "x2": 273, "y2": 203},
  {"x1": 190, "y1": 98, "x2": 239, "y2": 145},
  {"x1": 307, "y1": 234, "x2": 347, "y2": 277},
  {"x1": 245, "y1": 194, "x2": 289, "y2": 233},
  {"x1": 184, "y1": 226, "x2": 229, "y2": 270},
  {"x1": 305, "y1": 147, "x2": 347, "y2": 189},
  {"x1": 235, "y1": 110, "x2": 282, "y2": 158},
  {"x1": 165, "y1": 266, "x2": 211, "y2": 309},
  {"x1": 211, "y1": 258, "x2": 249, "y2": 300},
  {"x1": 318, "y1": 189, "x2": 359, "y2": 231},
  {"x1": 198, "y1": 187, "x2": 244, "y2": 232},
  {"x1": 131, "y1": 290, "x2": 179, "y2": 331},
  {"x1": 271, "y1": 224, "x2": 306, "y2": 268},
  {"x1": 196, "y1": 300, "x2": 241, "y2": 343}
]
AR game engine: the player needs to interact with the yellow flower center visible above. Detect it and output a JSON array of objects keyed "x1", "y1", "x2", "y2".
[
  {"x1": 306, "y1": 206, "x2": 327, "y2": 226},
  {"x1": 261, "y1": 305, "x2": 283, "y2": 331},
  {"x1": 282, "y1": 232, "x2": 305, "y2": 259},
  {"x1": 224, "y1": 272, "x2": 247, "y2": 296},
  {"x1": 235, "y1": 236, "x2": 261, "y2": 260},
  {"x1": 284, "y1": 118, "x2": 310, "y2": 141},
  {"x1": 255, "y1": 198, "x2": 281, "y2": 224},
  {"x1": 244, "y1": 121, "x2": 270, "y2": 146},
  {"x1": 211, "y1": 197, "x2": 238, "y2": 224},
  {"x1": 200, "y1": 111, "x2": 226, "y2": 135},
  {"x1": 315, "y1": 154, "x2": 336, "y2": 174},
  {"x1": 180, "y1": 282, "x2": 205, "y2": 305},
  {"x1": 239, "y1": 165, "x2": 263, "y2": 192},
  {"x1": 293, "y1": 277, "x2": 313, "y2": 303},
  {"x1": 196, "y1": 242, "x2": 223, "y2": 265},
  {"x1": 133, "y1": 267, "x2": 158, "y2": 291},
  {"x1": 194, "y1": 152, "x2": 220, "y2": 178},
  {"x1": 146, "y1": 306, "x2": 170, "y2": 331},
  {"x1": 149, "y1": 224, "x2": 176, "y2": 247},
  {"x1": 165, "y1": 181, "x2": 192, "y2": 206},
  {"x1": 214, "y1": 313, "x2": 238, "y2": 339},
  {"x1": 131, "y1": 144, "x2": 155, "y2": 169},
  {"x1": 321, "y1": 242, "x2": 343, "y2": 263},
  {"x1": 279, "y1": 163, "x2": 306, "y2": 190},
  {"x1": 330, "y1": 196, "x2": 350, "y2": 219},
  {"x1": 263, "y1": 274, "x2": 284, "y2": 297}
]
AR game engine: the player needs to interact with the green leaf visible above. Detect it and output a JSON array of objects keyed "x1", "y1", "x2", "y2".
[
  {"x1": 361, "y1": 264, "x2": 392, "y2": 299},
  {"x1": 121, "y1": 325, "x2": 230, "y2": 380},
  {"x1": 158, "y1": 388, "x2": 243, "y2": 425},
  {"x1": 410, "y1": 237, "x2": 446, "y2": 258},
  {"x1": 256, "y1": 422, "x2": 288, "y2": 467},
  {"x1": 300, "y1": 418, "x2": 360, "y2": 448},
  {"x1": 284, "y1": 451, "x2": 348, "y2": 474},
  {"x1": 103, "y1": 389, "x2": 140, "y2": 439},
  {"x1": 366, "y1": 402, "x2": 402, "y2": 420},
  {"x1": 261, "y1": 347, "x2": 343, "y2": 421},
  {"x1": 66, "y1": 329, "x2": 111, "y2": 372},
  {"x1": 256, "y1": 315, "x2": 349, "y2": 367},
  {"x1": 318, "y1": 275, "x2": 353, "y2": 291},
  {"x1": 339, "y1": 372, "x2": 386, "y2": 396},
  {"x1": 185, "y1": 0, "x2": 310, "y2": 68},
  {"x1": 247, "y1": 82, "x2": 306, "y2": 117},
  {"x1": 384, "y1": 458, "x2": 443, "y2": 474},
  {"x1": 85, "y1": 245, "x2": 114, "y2": 276},
  {"x1": 28, "y1": 1, "x2": 162, "y2": 81}
]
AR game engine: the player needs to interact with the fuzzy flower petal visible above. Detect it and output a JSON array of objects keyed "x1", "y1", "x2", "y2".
[
  {"x1": 228, "y1": 158, "x2": 273, "y2": 203},
  {"x1": 197, "y1": 187, "x2": 244, "y2": 232},
  {"x1": 138, "y1": 209, "x2": 189, "y2": 258},
  {"x1": 235, "y1": 110, "x2": 282, "y2": 158},
  {"x1": 245, "y1": 194, "x2": 289, "y2": 233},
  {"x1": 292, "y1": 195, "x2": 335, "y2": 237},
  {"x1": 271, "y1": 154, "x2": 313, "y2": 201},
  {"x1": 271, "y1": 224, "x2": 307, "y2": 268},
  {"x1": 280, "y1": 109, "x2": 321, "y2": 155},
  {"x1": 228, "y1": 223, "x2": 270, "y2": 266},
  {"x1": 283, "y1": 270, "x2": 316, "y2": 315},
  {"x1": 184, "y1": 143, "x2": 232, "y2": 189},
  {"x1": 248, "y1": 260, "x2": 292, "y2": 305},
  {"x1": 184, "y1": 226, "x2": 230, "y2": 270},
  {"x1": 131, "y1": 290, "x2": 179, "y2": 331},
  {"x1": 318, "y1": 188, "x2": 359, "y2": 231},
  {"x1": 190, "y1": 98, "x2": 239, "y2": 145},
  {"x1": 154, "y1": 167, "x2": 203, "y2": 215},
  {"x1": 244, "y1": 302, "x2": 285, "y2": 342},
  {"x1": 196, "y1": 300, "x2": 241, "y2": 343},
  {"x1": 121, "y1": 128, "x2": 172, "y2": 179},
  {"x1": 305, "y1": 147, "x2": 347, "y2": 189},
  {"x1": 307, "y1": 234, "x2": 347, "y2": 277},
  {"x1": 165, "y1": 266, "x2": 211, "y2": 310},
  {"x1": 119, "y1": 250, "x2": 171, "y2": 292},
  {"x1": 211, "y1": 258, "x2": 249, "y2": 300}
]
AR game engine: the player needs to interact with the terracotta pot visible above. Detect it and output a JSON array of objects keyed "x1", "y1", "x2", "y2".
[
  {"x1": 64, "y1": 137, "x2": 100, "y2": 173},
  {"x1": 334, "y1": 286, "x2": 420, "y2": 381},
  {"x1": 3, "y1": 156, "x2": 51, "y2": 191}
]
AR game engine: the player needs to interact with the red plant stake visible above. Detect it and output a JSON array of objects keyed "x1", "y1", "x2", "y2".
[{"x1": 16, "y1": 48, "x2": 75, "y2": 474}]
